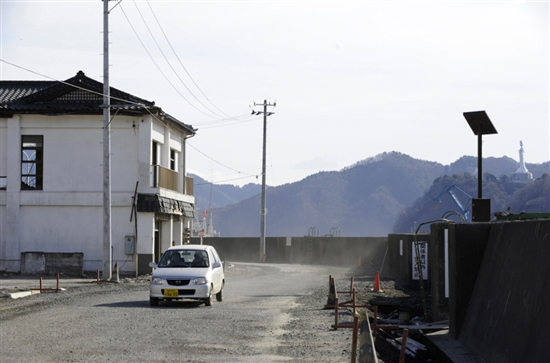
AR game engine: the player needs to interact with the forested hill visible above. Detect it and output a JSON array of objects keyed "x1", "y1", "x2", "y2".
[
  {"x1": 194, "y1": 152, "x2": 549, "y2": 237},
  {"x1": 191, "y1": 174, "x2": 262, "y2": 210},
  {"x1": 393, "y1": 171, "x2": 549, "y2": 233},
  {"x1": 211, "y1": 152, "x2": 445, "y2": 237}
]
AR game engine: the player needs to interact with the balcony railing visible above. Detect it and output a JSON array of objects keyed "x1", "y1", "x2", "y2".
[
  {"x1": 151, "y1": 165, "x2": 178, "y2": 192},
  {"x1": 185, "y1": 176, "x2": 194, "y2": 196},
  {"x1": 150, "y1": 166, "x2": 194, "y2": 196}
]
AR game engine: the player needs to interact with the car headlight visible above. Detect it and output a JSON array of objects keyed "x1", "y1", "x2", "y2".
[
  {"x1": 151, "y1": 277, "x2": 164, "y2": 284},
  {"x1": 192, "y1": 277, "x2": 208, "y2": 285}
]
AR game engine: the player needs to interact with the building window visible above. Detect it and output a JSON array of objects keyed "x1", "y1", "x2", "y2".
[
  {"x1": 170, "y1": 149, "x2": 176, "y2": 171},
  {"x1": 152, "y1": 141, "x2": 159, "y2": 165},
  {"x1": 21, "y1": 135, "x2": 43, "y2": 190}
]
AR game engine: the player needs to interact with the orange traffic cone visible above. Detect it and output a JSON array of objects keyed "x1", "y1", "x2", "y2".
[{"x1": 371, "y1": 271, "x2": 383, "y2": 292}]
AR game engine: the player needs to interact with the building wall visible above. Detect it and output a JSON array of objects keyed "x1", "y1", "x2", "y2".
[{"x1": 0, "y1": 119, "x2": 7, "y2": 181}]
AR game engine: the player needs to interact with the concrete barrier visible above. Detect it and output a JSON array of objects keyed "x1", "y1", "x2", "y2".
[
  {"x1": 190, "y1": 236, "x2": 388, "y2": 268},
  {"x1": 385, "y1": 233, "x2": 432, "y2": 291},
  {"x1": 458, "y1": 219, "x2": 550, "y2": 363}
]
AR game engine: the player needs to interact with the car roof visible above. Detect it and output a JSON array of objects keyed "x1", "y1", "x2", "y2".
[{"x1": 165, "y1": 245, "x2": 212, "y2": 251}]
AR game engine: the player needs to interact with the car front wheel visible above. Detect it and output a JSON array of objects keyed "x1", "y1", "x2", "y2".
[
  {"x1": 150, "y1": 297, "x2": 159, "y2": 306},
  {"x1": 203, "y1": 287, "x2": 212, "y2": 306},
  {"x1": 216, "y1": 282, "x2": 224, "y2": 302}
]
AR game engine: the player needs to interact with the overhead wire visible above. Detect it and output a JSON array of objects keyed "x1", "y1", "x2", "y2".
[
  {"x1": 138, "y1": 105, "x2": 260, "y2": 182},
  {"x1": 1, "y1": 59, "x2": 259, "y2": 184},
  {"x1": 187, "y1": 142, "x2": 259, "y2": 178},
  {"x1": 131, "y1": 0, "x2": 224, "y2": 119},
  {"x1": 123, "y1": 1, "x2": 249, "y2": 124},
  {"x1": 119, "y1": 2, "x2": 218, "y2": 119},
  {"x1": 196, "y1": 114, "x2": 262, "y2": 130},
  {"x1": 145, "y1": 0, "x2": 238, "y2": 120},
  {"x1": 0, "y1": 59, "x2": 149, "y2": 108}
]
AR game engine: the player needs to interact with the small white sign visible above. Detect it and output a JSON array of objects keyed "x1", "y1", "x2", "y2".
[
  {"x1": 286, "y1": 237, "x2": 292, "y2": 246},
  {"x1": 412, "y1": 241, "x2": 428, "y2": 280}
]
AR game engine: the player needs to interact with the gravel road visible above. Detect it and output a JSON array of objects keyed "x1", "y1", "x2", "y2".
[{"x1": 1, "y1": 263, "x2": 361, "y2": 363}]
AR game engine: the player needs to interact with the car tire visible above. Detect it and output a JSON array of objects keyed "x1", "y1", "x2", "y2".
[
  {"x1": 216, "y1": 282, "x2": 224, "y2": 302},
  {"x1": 150, "y1": 297, "x2": 159, "y2": 306},
  {"x1": 203, "y1": 287, "x2": 212, "y2": 306}
]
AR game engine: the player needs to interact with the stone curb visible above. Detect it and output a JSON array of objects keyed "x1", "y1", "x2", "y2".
[
  {"x1": 4, "y1": 288, "x2": 68, "y2": 300},
  {"x1": 6, "y1": 290, "x2": 42, "y2": 299}
]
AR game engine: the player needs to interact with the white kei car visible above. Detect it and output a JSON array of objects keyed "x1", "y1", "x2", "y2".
[{"x1": 149, "y1": 245, "x2": 225, "y2": 307}]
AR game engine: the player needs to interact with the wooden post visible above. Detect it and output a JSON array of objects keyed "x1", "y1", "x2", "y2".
[{"x1": 399, "y1": 328, "x2": 409, "y2": 363}]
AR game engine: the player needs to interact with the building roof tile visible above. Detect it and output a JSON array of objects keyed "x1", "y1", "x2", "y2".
[{"x1": 0, "y1": 71, "x2": 195, "y2": 134}]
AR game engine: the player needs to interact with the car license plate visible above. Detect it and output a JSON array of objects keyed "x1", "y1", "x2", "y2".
[{"x1": 164, "y1": 289, "x2": 178, "y2": 297}]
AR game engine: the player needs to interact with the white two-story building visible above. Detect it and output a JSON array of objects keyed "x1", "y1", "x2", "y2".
[{"x1": 0, "y1": 71, "x2": 196, "y2": 275}]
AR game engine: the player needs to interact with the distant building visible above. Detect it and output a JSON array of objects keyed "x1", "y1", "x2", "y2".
[{"x1": 510, "y1": 141, "x2": 534, "y2": 182}]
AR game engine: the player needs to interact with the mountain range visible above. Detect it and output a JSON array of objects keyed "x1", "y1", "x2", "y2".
[{"x1": 191, "y1": 152, "x2": 549, "y2": 237}]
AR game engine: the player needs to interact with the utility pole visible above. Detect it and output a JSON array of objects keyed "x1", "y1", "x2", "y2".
[
  {"x1": 251, "y1": 100, "x2": 276, "y2": 262},
  {"x1": 102, "y1": 0, "x2": 112, "y2": 281}
]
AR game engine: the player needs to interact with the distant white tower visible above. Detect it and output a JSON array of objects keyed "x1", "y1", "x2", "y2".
[{"x1": 511, "y1": 140, "x2": 534, "y2": 182}]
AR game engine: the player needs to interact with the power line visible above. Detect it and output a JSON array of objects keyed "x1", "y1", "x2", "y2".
[
  {"x1": 145, "y1": 0, "x2": 237, "y2": 120},
  {"x1": 132, "y1": 0, "x2": 224, "y2": 119},
  {"x1": 187, "y1": 142, "x2": 259, "y2": 177},
  {"x1": 119, "y1": 2, "x2": 219, "y2": 119},
  {"x1": 1, "y1": 59, "x2": 259, "y2": 132},
  {"x1": 0, "y1": 59, "x2": 149, "y2": 108},
  {"x1": 194, "y1": 114, "x2": 261, "y2": 129},
  {"x1": 1, "y1": 59, "x2": 264, "y2": 183},
  {"x1": 1, "y1": 59, "x2": 265, "y2": 188},
  {"x1": 123, "y1": 1, "x2": 248, "y2": 123}
]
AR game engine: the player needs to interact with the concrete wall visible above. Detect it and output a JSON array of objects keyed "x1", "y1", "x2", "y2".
[
  {"x1": 386, "y1": 233, "x2": 431, "y2": 289},
  {"x1": 448, "y1": 222, "x2": 492, "y2": 339},
  {"x1": 458, "y1": 219, "x2": 550, "y2": 363},
  {"x1": 20, "y1": 252, "x2": 83, "y2": 276},
  {"x1": 190, "y1": 236, "x2": 388, "y2": 270}
]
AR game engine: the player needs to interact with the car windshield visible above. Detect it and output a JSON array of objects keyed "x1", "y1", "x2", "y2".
[{"x1": 158, "y1": 250, "x2": 209, "y2": 268}]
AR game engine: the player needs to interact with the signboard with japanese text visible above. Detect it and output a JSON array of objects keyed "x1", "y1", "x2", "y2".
[{"x1": 412, "y1": 241, "x2": 428, "y2": 280}]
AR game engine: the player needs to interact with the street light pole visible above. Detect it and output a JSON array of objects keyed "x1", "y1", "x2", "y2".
[
  {"x1": 252, "y1": 100, "x2": 276, "y2": 262},
  {"x1": 463, "y1": 110, "x2": 498, "y2": 222}
]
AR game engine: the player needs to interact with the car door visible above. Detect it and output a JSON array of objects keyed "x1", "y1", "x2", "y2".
[{"x1": 209, "y1": 248, "x2": 223, "y2": 292}]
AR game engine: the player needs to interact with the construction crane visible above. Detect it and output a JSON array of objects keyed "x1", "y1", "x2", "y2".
[{"x1": 433, "y1": 184, "x2": 473, "y2": 222}]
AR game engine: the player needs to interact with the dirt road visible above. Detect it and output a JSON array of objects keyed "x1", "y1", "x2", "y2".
[{"x1": 1, "y1": 263, "x2": 357, "y2": 363}]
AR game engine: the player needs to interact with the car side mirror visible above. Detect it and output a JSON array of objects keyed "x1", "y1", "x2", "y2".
[
  {"x1": 212, "y1": 262, "x2": 221, "y2": 269},
  {"x1": 149, "y1": 262, "x2": 158, "y2": 268}
]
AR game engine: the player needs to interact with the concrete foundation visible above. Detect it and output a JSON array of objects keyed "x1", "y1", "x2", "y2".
[{"x1": 20, "y1": 252, "x2": 83, "y2": 276}]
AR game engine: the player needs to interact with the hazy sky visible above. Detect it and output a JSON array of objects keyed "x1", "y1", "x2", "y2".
[{"x1": 1, "y1": 0, "x2": 548, "y2": 187}]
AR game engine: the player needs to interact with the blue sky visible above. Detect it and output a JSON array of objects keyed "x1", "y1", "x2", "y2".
[{"x1": 1, "y1": 0, "x2": 548, "y2": 186}]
